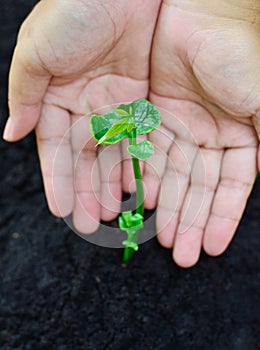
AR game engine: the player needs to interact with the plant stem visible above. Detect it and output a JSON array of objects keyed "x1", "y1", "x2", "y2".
[
  {"x1": 129, "y1": 129, "x2": 144, "y2": 216},
  {"x1": 122, "y1": 238, "x2": 135, "y2": 263},
  {"x1": 123, "y1": 129, "x2": 144, "y2": 263}
]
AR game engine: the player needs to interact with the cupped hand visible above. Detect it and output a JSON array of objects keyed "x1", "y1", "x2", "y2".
[
  {"x1": 3, "y1": 0, "x2": 161, "y2": 233},
  {"x1": 4, "y1": 0, "x2": 260, "y2": 268},
  {"x1": 143, "y1": 0, "x2": 260, "y2": 267}
]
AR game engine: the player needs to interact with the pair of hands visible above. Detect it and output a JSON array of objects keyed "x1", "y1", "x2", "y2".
[{"x1": 4, "y1": 0, "x2": 260, "y2": 267}]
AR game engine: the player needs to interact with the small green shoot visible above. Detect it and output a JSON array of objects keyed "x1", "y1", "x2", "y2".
[{"x1": 89, "y1": 99, "x2": 161, "y2": 263}]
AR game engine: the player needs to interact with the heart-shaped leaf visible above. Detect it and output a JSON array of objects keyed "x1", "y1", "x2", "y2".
[
  {"x1": 132, "y1": 99, "x2": 161, "y2": 135},
  {"x1": 127, "y1": 140, "x2": 154, "y2": 160}
]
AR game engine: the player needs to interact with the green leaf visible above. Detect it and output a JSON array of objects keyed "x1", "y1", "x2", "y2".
[
  {"x1": 127, "y1": 140, "x2": 154, "y2": 160},
  {"x1": 89, "y1": 99, "x2": 161, "y2": 145},
  {"x1": 115, "y1": 103, "x2": 132, "y2": 115},
  {"x1": 123, "y1": 211, "x2": 143, "y2": 228},
  {"x1": 121, "y1": 211, "x2": 133, "y2": 227},
  {"x1": 119, "y1": 211, "x2": 143, "y2": 253},
  {"x1": 119, "y1": 211, "x2": 143, "y2": 231},
  {"x1": 132, "y1": 99, "x2": 161, "y2": 135},
  {"x1": 115, "y1": 100, "x2": 161, "y2": 135},
  {"x1": 90, "y1": 113, "x2": 128, "y2": 144},
  {"x1": 114, "y1": 108, "x2": 129, "y2": 117},
  {"x1": 97, "y1": 118, "x2": 131, "y2": 144}
]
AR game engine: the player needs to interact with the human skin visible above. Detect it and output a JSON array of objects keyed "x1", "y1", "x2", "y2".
[
  {"x1": 3, "y1": 0, "x2": 260, "y2": 267},
  {"x1": 3, "y1": 0, "x2": 161, "y2": 230},
  {"x1": 143, "y1": 0, "x2": 260, "y2": 266}
]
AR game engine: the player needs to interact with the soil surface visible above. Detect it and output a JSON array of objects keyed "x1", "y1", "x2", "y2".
[{"x1": 0, "y1": 2, "x2": 259, "y2": 350}]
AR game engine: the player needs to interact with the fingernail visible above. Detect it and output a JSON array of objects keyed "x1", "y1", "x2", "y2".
[{"x1": 3, "y1": 117, "x2": 14, "y2": 141}]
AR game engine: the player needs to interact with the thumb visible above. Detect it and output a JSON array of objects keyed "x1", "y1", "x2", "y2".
[
  {"x1": 3, "y1": 39, "x2": 50, "y2": 142},
  {"x1": 252, "y1": 114, "x2": 260, "y2": 171}
]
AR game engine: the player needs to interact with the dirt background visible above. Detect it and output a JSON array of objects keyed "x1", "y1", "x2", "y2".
[{"x1": 0, "y1": 1, "x2": 259, "y2": 349}]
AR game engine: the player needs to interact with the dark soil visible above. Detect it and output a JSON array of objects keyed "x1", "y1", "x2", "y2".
[{"x1": 0, "y1": 2, "x2": 259, "y2": 350}]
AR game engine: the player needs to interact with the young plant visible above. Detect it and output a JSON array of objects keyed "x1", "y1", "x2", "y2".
[{"x1": 89, "y1": 99, "x2": 161, "y2": 263}]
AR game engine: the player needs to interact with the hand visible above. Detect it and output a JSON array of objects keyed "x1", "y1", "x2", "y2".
[
  {"x1": 3, "y1": 0, "x2": 161, "y2": 233},
  {"x1": 142, "y1": 0, "x2": 260, "y2": 267}
]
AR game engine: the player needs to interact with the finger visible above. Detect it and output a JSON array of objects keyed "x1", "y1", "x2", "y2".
[
  {"x1": 156, "y1": 139, "x2": 198, "y2": 248},
  {"x1": 4, "y1": 37, "x2": 50, "y2": 141},
  {"x1": 173, "y1": 148, "x2": 223, "y2": 267},
  {"x1": 98, "y1": 143, "x2": 122, "y2": 221},
  {"x1": 203, "y1": 147, "x2": 257, "y2": 256},
  {"x1": 143, "y1": 125, "x2": 175, "y2": 210},
  {"x1": 36, "y1": 104, "x2": 74, "y2": 217},
  {"x1": 72, "y1": 115, "x2": 101, "y2": 234}
]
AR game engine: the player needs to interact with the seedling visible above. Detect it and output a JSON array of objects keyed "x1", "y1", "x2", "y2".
[{"x1": 90, "y1": 99, "x2": 161, "y2": 263}]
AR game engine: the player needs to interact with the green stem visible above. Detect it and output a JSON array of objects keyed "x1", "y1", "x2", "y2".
[
  {"x1": 123, "y1": 245, "x2": 135, "y2": 264},
  {"x1": 128, "y1": 128, "x2": 144, "y2": 216},
  {"x1": 122, "y1": 228, "x2": 137, "y2": 263},
  {"x1": 123, "y1": 128, "x2": 144, "y2": 263}
]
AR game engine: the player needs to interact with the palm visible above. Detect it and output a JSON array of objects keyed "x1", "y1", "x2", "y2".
[
  {"x1": 143, "y1": 3, "x2": 259, "y2": 266},
  {"x1": 28, "y1": 0, "x2": 161, "y2": 232}
]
